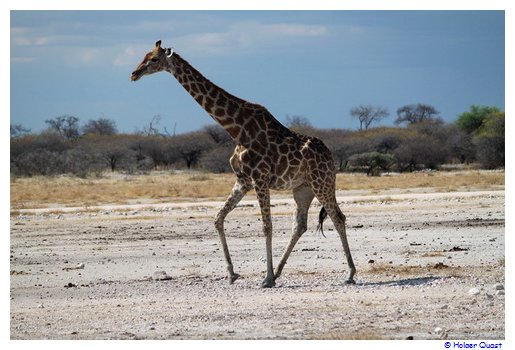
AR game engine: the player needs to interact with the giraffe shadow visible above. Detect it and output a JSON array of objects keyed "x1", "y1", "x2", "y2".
[
  {"x1": 356, "y1": 276, "x2": 442, "y2": 288},
  {"x1": 277, "y1": 276, "x2": 442, "y2": 290}
]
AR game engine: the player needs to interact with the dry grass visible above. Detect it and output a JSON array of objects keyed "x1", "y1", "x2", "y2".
[
  {"x1": 10, "y1": 170, "x2": 504, "y2": 210},
  {"x1": 335, "y1": 170, "x2": 504, "y2": 192},
  {"x1": 10, "y1": 172, "x2": 236, "y2": 209},
  {"x1": 420, "y1": 251, "x2": 446, "y2": 258}
]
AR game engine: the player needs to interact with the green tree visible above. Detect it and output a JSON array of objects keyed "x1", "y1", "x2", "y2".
[
  {"x1": 473, "y1": 111, "x2": 505, "y2": 168},
  {"x1": 456, "y1": 105, "x2": 500, "y2": 134}
]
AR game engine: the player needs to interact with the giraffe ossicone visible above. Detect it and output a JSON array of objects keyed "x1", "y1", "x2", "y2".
[{"x1": 131, "y1": 40, "x2": 356, "y2": 288}]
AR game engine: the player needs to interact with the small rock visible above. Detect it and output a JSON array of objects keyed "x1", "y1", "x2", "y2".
[
  {"x1": 434, "y1": 327, "x2": 448, "y2": 339},
  {"x1": 485, "y1": 293, "x2": 494, "y2": 299},
  {"x1": 76, "y1": 263, "x2": 85, "y2": 269},
  {"x1": 434, "y1": 262, "x2": 449, "y2": 269},
  {"x1": 496, "y1": 290, "x2": 505, "y2": 296},
  {"x1": 37, "y1": 303, "x2": 44, "y2": 308},
  {"x1": 152, "y1": 270, "x2": 172, "y2": 281},
  {"x1": 440, "y1": 304, "x2": 448, "y2": 310},
  {"x1": 493, "y1": 283, "x2": 504, "y2": 290},
  {"x1": 468, "y1": 287, "x2": 480, "y2": 296}
]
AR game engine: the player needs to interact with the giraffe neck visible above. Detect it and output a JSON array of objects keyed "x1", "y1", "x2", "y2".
[{"x1": 166, "y1": 52, "x2": 286, "y2": 145}]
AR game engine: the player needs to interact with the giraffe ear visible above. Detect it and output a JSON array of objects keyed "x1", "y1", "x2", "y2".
[
  {"x1": 155, "y1": 40, "x2": 162, "y2": 48},
  {"x1": 166, "y1": 47, "x2": 174, "y2": 57}
]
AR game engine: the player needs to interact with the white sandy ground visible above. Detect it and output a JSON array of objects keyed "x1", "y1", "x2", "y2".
[{"x1": 10, "y1": 188, "x2": 505, "y2": 340}]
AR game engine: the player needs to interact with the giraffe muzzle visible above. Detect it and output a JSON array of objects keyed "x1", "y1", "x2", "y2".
[{"x1": 130, "y1": 70, "x2": 141, "y2": 81}]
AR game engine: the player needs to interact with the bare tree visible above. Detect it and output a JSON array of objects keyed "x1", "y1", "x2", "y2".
[
  {"x1": 10, "y1": 124, "x2": 31, "y2": 139},
  {"x1": 201, "y1": 144, "x2": 234, "y2": 173},
  {"x1": 167, "y1": 131, "x2": 215, "y2": 169},
  {"x1": 45, "y1": 115, "x2": 80, "y2": 140},
  {"x1": 350, "y1": 105, "x2": 389, "y2": 130},
  {"x1": 203, "y1": 124, "x2": 233, "y2": 145},
  {"x1": 393, "y1": 133, "x2": 448, "y2": 171},
  {"x1": 133, "y1": 135, "x2": 169, "y2": 169},
  {"x1": 285, "y1": 115, "x2": 312, "y2": 129},
  {"x1": 82, "y1": 135, "x2": 130, "y2": 172},
  {"x1": 395, "y1": 104, "x2": 439, "y2": 125},
  {"x1": 139, "y1": 115, "x2": 163, "y2": 136},
  {"x1": 82, "y1": 118, "x2": 118, "y2": 136}
]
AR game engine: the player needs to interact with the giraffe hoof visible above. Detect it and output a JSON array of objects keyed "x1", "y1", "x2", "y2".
[
  {"x1": 229, "y1": 273, "x2": 240, "y2": 284},
  {"x1": 261, "y1": 278, "x2": 276, "y2": 288},
  {"x1": 345, "y1": 278, "x2": 356, "y2": 285}
]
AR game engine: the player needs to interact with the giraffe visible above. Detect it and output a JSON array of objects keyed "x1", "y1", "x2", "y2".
[{"x1": 131, "y1": 40, "x2": 356, "y2": 288}]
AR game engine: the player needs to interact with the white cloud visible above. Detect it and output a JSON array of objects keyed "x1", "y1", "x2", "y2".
[
  {"x1": 14, "y1": 37, "x2": 32, "y2": 46},
  {"x1": 11, "y1": 17, "x2": 332, "y2": 67},
  {"x1": 34, "y1": 36, "x2": 54, "y2": 46},
  {"x1": 173, "y1": 21, "x2": 329, "y2": 55},
  {"x1": 11, "y1": 57, "x2": 36, "y2": 64},
  {"x1": 11, "y1": 26, "x2": 58, "y2": 47},
  {"x1": 113, "y1": 45, "x2": 145, "y2": 67},
  {"x1": 76, "y1": 48, "x2": 102, "y2": 65},
  {"x1": 261, "y1": 23, "x2": 328, "y2": 37}
]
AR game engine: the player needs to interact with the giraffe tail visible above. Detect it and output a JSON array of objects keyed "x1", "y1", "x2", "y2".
[{"x1": 316, "y1": 207, "x2": 327, "y2": 238}]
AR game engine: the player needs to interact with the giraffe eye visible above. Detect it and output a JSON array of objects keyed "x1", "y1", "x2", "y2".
[{"x1": 150, "y1": 57, "x2": 159, "y2": 63}]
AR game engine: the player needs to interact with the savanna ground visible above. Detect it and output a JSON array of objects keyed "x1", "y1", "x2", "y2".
[{"x1": 10, "y1": 170, "x2": 505, "y2": 339}]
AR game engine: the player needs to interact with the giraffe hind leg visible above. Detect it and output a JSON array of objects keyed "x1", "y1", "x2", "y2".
[
  {"x1": 315, "y1": 194, "x2": 356, "y2": 284},
  {"x1": 274, "y1": 184, "x2": 314, "y2": 280},
  {"x1": 332, "y1": 205, "x2": 356, "y2": 283}
]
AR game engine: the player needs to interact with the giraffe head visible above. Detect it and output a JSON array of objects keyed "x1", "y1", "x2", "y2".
[{"x1": 130, "y1": 40, "x2": 174, "y2": 81}]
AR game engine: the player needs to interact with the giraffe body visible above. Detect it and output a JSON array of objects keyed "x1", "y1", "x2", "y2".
[{"x1": 131, "y1": 41, "x2": 356, "y2": 287}]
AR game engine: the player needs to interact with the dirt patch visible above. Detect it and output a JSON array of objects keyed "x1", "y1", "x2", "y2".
[{"x1": 10, "y1": 189, "x2": 505, "y2": 339}]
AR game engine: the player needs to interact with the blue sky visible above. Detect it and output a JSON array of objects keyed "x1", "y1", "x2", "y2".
[{"x1": 10, "y1": 10, "x2": 505, "y2": 134}]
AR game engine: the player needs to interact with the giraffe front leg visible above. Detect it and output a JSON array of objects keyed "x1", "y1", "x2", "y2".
[
  {"x1": 255, "y1": 184, "x2": 275, "y2": 288},
  {"x1": 215, "y1": 178, "x2": 251, "y2": 284}
]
